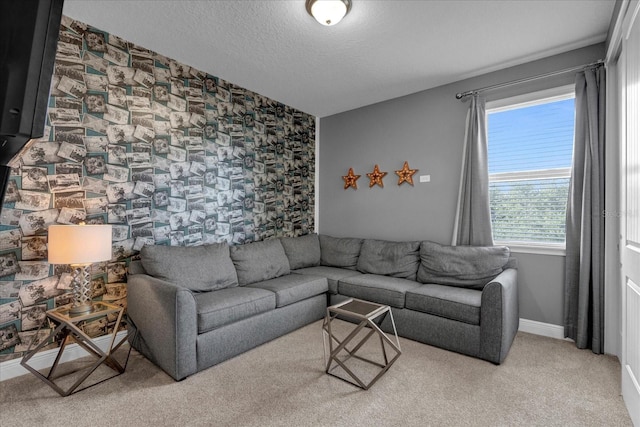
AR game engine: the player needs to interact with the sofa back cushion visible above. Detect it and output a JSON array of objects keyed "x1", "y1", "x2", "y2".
[
  {"x1": 280, "y1": 233, "x2": 321, "y2": 270},
  {"x1": 230, "y1": 239, "x2": 290, "y2": 285},
  {"x1": 319, "y1": 235, "x2": 363, "y2": 270},
  {"x1": 140, "y1": 243, "x2": 238, "y2": 292},
  {"x1": 128, "y1": 260, "x2": 146, "y2": 275},
  {"x1": 417, "y1": 241, "x2": 510, "y2": 289},
  {"x1": 356, "y1": 239, "x2": 421, "y2": 280}
]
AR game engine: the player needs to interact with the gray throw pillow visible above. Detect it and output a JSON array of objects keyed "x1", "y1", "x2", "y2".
[
  {"x1": 417, "y1": 241, "x2": 510, "y2": 289},
  {"x1": 280, "y1": 233, "x2": 321, "y2": 270},
  {"x1": 230, "y1": 239, "x2": 290, "y2": 285},
  {"x1": 140, "y1": 243, "x2": 238, "y2": 292},
  {"x1": 319, "y1": 235, "x2": 363, "y2": 270},
  {"x1": 356, "y1": 239, "x2": 420, "y2": 280}
]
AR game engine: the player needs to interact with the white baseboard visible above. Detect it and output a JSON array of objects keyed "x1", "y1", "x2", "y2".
[
  {"x1": 0, "y1": 331, "x2": 128, "y2": 382},
  {"x1": 518, "y1": 318, "x2": 568, "y2": 340}
]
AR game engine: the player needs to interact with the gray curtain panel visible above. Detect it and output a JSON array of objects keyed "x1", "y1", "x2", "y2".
[
  {"x1": 564, "y1": 66, "x2": 606, "y2": 353},
  {"x1": 452, "y1": 95, "x2": 494, "y2": 246}
]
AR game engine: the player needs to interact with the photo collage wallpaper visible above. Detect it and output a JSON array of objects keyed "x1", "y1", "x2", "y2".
[{"x1": 0, "y1": 16, "x2": 316, "y2": 360}]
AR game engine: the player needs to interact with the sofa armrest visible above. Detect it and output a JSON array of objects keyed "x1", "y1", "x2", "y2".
[
  {"x1": 127, "y1": 273, "x2": 198, "y2": 380},
  {"x1": 479, "y1": 268, "x2": 519, "y2": 364}
]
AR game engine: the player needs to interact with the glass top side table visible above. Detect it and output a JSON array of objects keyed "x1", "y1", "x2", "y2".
[
  {"x1": 20, "y1": 301, "x2": 133, "y2": 396},
  {"x1": 322, "y1": 298, "x2": 402, "y2": 390}
]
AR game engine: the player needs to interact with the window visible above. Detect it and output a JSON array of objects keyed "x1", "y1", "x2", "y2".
[{"x1": 487, "y1": 86, "x2": 575, "y2": 252}]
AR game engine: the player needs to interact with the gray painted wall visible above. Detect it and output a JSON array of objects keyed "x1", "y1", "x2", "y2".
[{"x1": 318, "y1": 43, "x2": 605, "y2": 326}]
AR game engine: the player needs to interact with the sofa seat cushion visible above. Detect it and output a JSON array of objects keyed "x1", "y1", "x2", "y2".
[
  {"x1": 194, "y1": 287, "x2": 276, "y2": 334},
  {"x1": 140, "y1": 243, "x2": 238, "y2": 292},
  {"x1": 338, "y1": 274, "x2": 421, "y2": 308},
  {"x1": 280, "y1": 233, "x2": 321, "y2": 270},
  {"x1": 292, "y1": 266, "x2": 363, "y2": 294},
  {"x1": 319, "y1": 235, "x2": 363, "y2": 270},
  {"x1": 247, "y1": 274, "x2": 328, "y2": 308},
  {"x1": 230, "y1": 239, "x2": 290, "y2": 286},
  {"x1": 405, "y1": 284, "x2": 482, "y2": 325},
  {"x1": 417, "y1": 241, "x2": 511, "y2": 290},
  {"x1": 356, "y1": 239, "x2": 420, "y2": 280}
]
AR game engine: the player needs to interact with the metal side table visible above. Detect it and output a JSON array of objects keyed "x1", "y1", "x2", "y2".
[
  {"x1": 322, "y1": 298, "x2": 401, "y2": 390},
  {"x1": 20, "y1": 301, "x2": 133, "y2": 396}
]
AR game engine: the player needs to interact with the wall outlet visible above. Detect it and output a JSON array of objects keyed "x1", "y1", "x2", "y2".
[{"x1": 420, "y1": 175, "x2": 431, "y2": 183}]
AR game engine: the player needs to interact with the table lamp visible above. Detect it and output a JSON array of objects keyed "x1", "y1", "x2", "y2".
[{"x1": 48, "y1": 224, "x2": 112, "y2": 315}]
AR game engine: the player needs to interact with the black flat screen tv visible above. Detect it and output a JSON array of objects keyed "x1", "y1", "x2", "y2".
[{"x1": 0, "y1": 0, "x2": 64, "y2": 207}]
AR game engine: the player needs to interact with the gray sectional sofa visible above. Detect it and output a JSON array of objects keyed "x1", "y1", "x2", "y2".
[{"x1": 127, "y1": 234, "x2": 518, "y2": 381}]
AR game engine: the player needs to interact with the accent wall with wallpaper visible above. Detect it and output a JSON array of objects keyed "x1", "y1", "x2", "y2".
[{"x1": 0, "y1": 16, "x2": 316, "y2": 360}]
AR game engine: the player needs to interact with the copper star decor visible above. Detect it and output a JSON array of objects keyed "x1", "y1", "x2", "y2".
[
  {"x1": 366, "y1": 164, "x2": 387, "y2": 188},
  {"x1": 395, "y1": 161, "x2": 418, "y2": 186},
  {"x1": 342, "y1": 167, "x2": 361, "y2": 190}
]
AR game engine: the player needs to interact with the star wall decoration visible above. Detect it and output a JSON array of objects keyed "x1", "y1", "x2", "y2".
[
  {"x1": 366, "y1": 164, "x2": 387, "y2": 188},
  {"x1": 395, "y1": 161, "x2": 418, "y2": 186},
  {"x1": 342, "y1": 167, "x2": 361, "y2": 190}
]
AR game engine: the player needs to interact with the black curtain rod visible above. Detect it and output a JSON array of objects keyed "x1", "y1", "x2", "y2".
[{"x1": 455, "y1": 59, "x2": 604, "y2": 100}]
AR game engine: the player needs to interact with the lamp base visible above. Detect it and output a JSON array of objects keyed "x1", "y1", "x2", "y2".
[
  {"x1": 70, "y1": 264, "x2": 94, "y2": 316},
  {"x1": 69, "y1": 303, "x2": 94, "y2": 316}
]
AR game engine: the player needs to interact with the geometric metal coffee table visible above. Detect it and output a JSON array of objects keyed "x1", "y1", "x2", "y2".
[{"x1": 322, "y1": 298, "x2": 401, "y2": 390}]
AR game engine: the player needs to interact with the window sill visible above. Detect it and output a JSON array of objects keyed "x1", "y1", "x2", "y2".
[{"x1": 496, "y1": 243, "x2": 566, "y2": 256}]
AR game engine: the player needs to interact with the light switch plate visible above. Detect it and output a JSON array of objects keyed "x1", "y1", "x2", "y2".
[{"x1": 420, "y1": 175, "x2": 431, "y2": 183}]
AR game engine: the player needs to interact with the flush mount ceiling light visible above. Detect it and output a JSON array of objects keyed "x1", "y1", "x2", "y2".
[{"x1": 306, "y1": 0, "x2": 352, "y2": 26}]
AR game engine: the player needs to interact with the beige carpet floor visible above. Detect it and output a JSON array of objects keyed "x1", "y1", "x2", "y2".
[{"x1": 0, "y1": 319, "x2": 633, "y2": 427}]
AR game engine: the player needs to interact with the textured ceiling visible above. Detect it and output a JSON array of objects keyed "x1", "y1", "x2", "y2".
[{"x1": 62, "y1": 1, "x2": 615, "y2": 118}]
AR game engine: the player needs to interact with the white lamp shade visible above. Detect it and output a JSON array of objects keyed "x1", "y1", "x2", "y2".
[
  {"x1": 48, "y1": 225, "x2": 112, "y2": 265},
  {"x1": 310, "y1": 0, "x2": 348, "y2": 26}
]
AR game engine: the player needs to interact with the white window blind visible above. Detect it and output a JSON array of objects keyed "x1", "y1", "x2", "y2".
[{"x1": 487, "y1": 91, "x2": 575, "y2": 246}]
